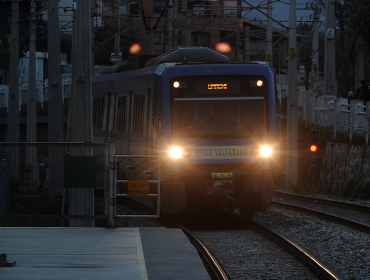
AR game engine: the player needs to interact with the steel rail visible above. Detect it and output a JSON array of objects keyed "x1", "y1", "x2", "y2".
[
  {"x1": 271, "y1": 200, "x2": 370, "y2": 233},
  {"x1": 273, "y1": 190, "x2": 370, "y2": 213},
  {"x1": 249, "y1": 220, "x2": 340, "y2": 280},
  {"x1": 179, "y1": 226, "x2": 230, "y2": 280}
]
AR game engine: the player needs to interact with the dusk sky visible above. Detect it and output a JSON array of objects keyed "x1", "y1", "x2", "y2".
[{"x1": 243, "y1": 0, "x2": 324, "y2": 28}]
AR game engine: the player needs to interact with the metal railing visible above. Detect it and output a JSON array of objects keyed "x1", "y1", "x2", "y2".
[
  {"x1": 0, "y1": 142, "x2": 110, "y2": 226},
  {"x1": 111, "y1": 154, "x2": 161, "y2": 220}
]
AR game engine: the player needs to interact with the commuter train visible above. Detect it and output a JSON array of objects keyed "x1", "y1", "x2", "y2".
[{"x1": 92, "y1": 47, "x2": 279, "y2": 219}]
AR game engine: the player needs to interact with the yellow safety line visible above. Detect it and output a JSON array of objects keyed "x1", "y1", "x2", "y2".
[{"x1": 135, "y1": 228, "x2": 149, "y2": 280}]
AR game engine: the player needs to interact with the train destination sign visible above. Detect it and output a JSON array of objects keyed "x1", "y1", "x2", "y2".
[
  {"x1": 128, "y1": 181, "x2": 149, "y2": 196},
  {"x1": 208, "y1": 83, "x2": 228, "y2": 90},
  {"x1": 197, "y1": 81, "x2": 240, "y2": 94}
]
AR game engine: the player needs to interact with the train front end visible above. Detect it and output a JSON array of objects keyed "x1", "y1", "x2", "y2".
[{"x1": 159, "y1": 63, "x2": 279, "y2": 219}]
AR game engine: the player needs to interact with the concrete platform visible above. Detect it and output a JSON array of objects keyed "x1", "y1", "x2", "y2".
[{"x1": 0, "y1": 227, "x2": 211, "y2": 280}]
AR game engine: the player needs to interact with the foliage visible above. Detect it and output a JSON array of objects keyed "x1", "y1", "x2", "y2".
[{"x1": 348, "y1": 0, "x2": 370, "y2": 47}]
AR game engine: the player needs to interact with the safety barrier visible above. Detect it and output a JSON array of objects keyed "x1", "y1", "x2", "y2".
[{"x1": 298, "y1": 90, "x2": 370, "y2": 144}]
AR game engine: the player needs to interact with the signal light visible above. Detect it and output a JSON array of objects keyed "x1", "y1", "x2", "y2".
[
  {"x1": 309, "y1": 129, "x2": 318, "y2": 153},
  {"x1": 310, "y1": 144, "x2": 318, "y2": 152}
]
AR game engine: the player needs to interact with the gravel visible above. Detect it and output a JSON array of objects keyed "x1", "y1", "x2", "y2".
[{"x1": 254, "y1": 205, "x2": 370, "y2": 280}]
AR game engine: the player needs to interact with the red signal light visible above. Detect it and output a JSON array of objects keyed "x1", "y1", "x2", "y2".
[
  {"x1": 310, "y1": 145, "x2": 317, "y2": 152},
  {"x1": 129, "y1": 43, "x2": 141, "y2": 55}
]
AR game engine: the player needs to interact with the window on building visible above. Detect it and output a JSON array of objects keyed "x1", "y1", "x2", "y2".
[
  {"x1": 128, "y1": 3, "x2": 139, "y2": 16},
  {"x1": 154, "y1": 31, "x2": 182, "y2": 45},
  {"x1": 153, "y1": 0, "x2": 167, "y2": 14},
  {"x1": 189, "y1": 1, "x2": 211, "y2": 18},
  {"x1": 191, "y1": 32, "x2": 210, "y2": 47},
  {"x1": 219, "y1": 30, "x2": 238, "y2": 48},
  {"x1": 223, "y1": 0, "x2": 238, "y2": 17},
  {"x1": 154, "y1": 31, "x2": 166, "y2": 45}
]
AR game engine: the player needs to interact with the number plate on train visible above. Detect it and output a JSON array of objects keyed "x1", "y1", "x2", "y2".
[
  {"x1": 128, "y1": 181, "x2": 149, "y2": 196},
  {"x1": 212, "y1": 172, "x2": 233, "y2": 179}
]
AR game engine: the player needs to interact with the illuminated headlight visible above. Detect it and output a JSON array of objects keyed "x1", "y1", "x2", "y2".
[
  {"x1": 260, "y1": 145, "x2": 272, "y2": 157},
  {"x1": 169, "y1": 146, "x2": 183, "y2": 159}
]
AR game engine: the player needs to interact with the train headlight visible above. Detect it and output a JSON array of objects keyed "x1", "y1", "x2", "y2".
[
  {"x1": 169, "y1": 146, "x2": 183, "y2": 159},
  {"x1": 260, "y1": 145, "x2": 272, "y2": 157}
]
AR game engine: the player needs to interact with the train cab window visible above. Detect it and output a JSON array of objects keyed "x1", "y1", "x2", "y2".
[
  {"x1": 171, "y1": 75, "x2": 268, "y2": 139},
  {"x1": 116, "y1": 96, "x2": 127, "y2": 133},
  {"x1": 93, "y1": 97, "x2": 105, "y2": 131}
]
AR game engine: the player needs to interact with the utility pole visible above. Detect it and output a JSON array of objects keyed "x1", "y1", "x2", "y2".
[
  {"x1": 8, "y1": 0, "x2": 20, "y2": 178},
  {"x1": 244, "y1": 26, "x2": 250, "y2": 61},
  {"x1": 48, "y1": 0, "x2": 64, "y2": 198},
  {"x1": 355, "y1": 37, "x2": 364, "y2": 89},
  {"x1": 112, "y1": 0, "x2": 121, "y2": 62},
  {"x1": 265, "y1": 0, "x2": 272, "y2": 63},
  {"x1": 27, "y1": 2, "x2": 37, "y2": 166},
  {"x1": 68, "y1": 0, "x2": 94, "y2": 227},
  {"x1": 173, "y1": 0, "x2": 178, "y2": 49},
  {"x1": 186, "y1": 11, "x2": 191, "y2": 46},
  {"x1": 168, "y1": 0, "x2": 173, "y2": 50},
  {"x1": 285, "y1": 0, "x2": 298, "y2": 188},
  {"x1": 324, "y1": 0, "x2": 336, "y2": 96},
  {"x1": 312, "y1": 5, "x2": 320, "y2": 91}
]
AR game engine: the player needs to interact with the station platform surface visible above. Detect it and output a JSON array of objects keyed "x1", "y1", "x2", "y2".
[{"x1": 0, "y1": 227, "x2": 211, "y2": 280}]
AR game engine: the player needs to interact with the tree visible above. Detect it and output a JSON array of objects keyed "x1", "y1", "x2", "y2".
[{"x1": 348, "y1": 0, "x2": 370, "y2": 47}]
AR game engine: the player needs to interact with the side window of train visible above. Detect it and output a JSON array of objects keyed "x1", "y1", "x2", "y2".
[
  {"x1": 116, "y1": 95, "x2": 128, "y2": 133},
  {"x1": 132, "y1": 94, "x2": 145, "y2": 135},
  {"x1": 146, "y1": 88, "x2": 151, "y2": 135},
  {"x1": 93, "y1": 96, "x2": 105, "y2": 131}
]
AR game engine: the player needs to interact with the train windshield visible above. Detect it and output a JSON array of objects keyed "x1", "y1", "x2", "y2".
[{"x1": 171, "y1": 75, "x2": 268, "y2": 139}]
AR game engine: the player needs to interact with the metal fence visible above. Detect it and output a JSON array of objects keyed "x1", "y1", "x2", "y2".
[{"x1": 0, "y1": 142, "x2": 110, "y2": 227}]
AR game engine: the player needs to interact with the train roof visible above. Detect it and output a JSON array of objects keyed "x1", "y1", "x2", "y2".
[
  {"x1": 100, "y1": 47, "x2": 271, "y2": 75},
  {"x1": 144, "y1": 47, "x2": 229, "y2": 66}
]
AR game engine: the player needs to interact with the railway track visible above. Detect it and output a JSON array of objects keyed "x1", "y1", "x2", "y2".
[
  {"x1": 252, "y1": 191, "x2": 370, "y2": 279},
  {"x1": 181, "y1": 211, "x2": 339, "y2": 280},
  {"x1": 117, "y1": 198, "x2": 339, "y2": 279},
  {"x1": 272, "y1": 190, "x2": 370, "y2": 231}
]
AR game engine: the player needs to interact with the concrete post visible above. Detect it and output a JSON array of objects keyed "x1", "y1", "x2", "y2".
[
  {"x1": 108, "y1": 143, "x2": 115, "y2": 228},
  {"x1": 324, "y1": 0, "x2": 336, "y2": 96},
  {"x1": 355, "y1": 37, "x2": 364, "y2": 89},
  {"x1": 26, "y1": 4, "x2": 37, "y2": 166},
  {"x1": 244, "y1": 26, "x2": 250, "y2": 61},
  {"x1": 285, "y1": 0, "x2": 298, "y2": 187},
  {"x1": 68, "y1": 0, "x2": 94, "y2": 227},
  {"x1": 8, "y1": 1, "x2": 20, "y2": 178},
  {"x1": 312, "y1": 6, "x2": 320, "y2": 91},
  {"x1": 186, "y1": 11, "x2": 191, "y2": 46},
  {"x1": 48, "y1": 0, "x2": 64, "y2": 199},
  {"x1": 333, "y1": 98, "x2": 349, "y2": 140},
  {"x1": 265, "y1": 0, "x2": 272, "y2": 63}
]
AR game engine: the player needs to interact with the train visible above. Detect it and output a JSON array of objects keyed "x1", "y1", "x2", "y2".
[{"x1": 92, "y1": 47, "x2": 279, "y2": 219}]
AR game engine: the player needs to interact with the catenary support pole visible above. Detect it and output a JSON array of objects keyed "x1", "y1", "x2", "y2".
[
  {"x1": 68, "y1": 0, "x2": 94, "y2": 227},
  {"x1": 312, "y1": 5, "x2": 320, "y2": 92},
  {"x1": 48, "y1": 0, "x2": 64, "y2": 200},
  {"x1": 285, "y1": 0, "x2": 299, "y2": 188},
  {"x1": 26, "y1": 3, "x2": 37, "y2": 166},
  {"x1": 324, "y1": 0, "x2": 336, "y2": 96},
  {"x1": 8, "y1": 0, "x2": 20, "y2": 178},
  {"x1": 265, "y1": 0, "x2": 272, "y2": 63}
]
